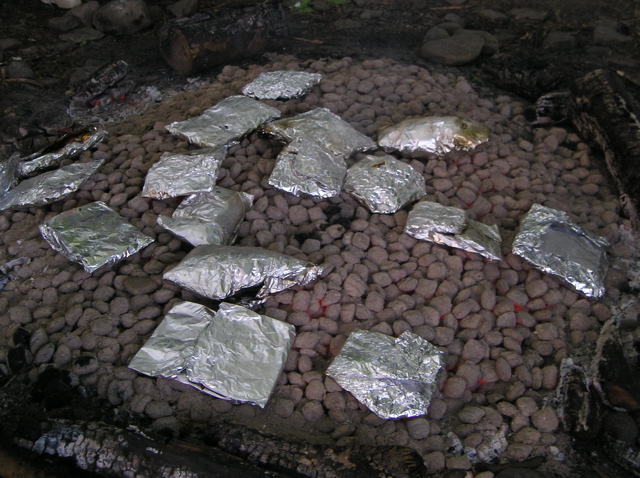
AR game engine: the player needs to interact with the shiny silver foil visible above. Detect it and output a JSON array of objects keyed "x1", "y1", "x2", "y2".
[
  {"x1": 39, "y1": 201, "x2": 154, "y2": 273},
  {"x1": 242, "y1": 70, "x2": 322, "y2": 100},
  {"x1": 0, "y1": 159, "x2": 104, "y2": 212},
  {"x1": 0, "y1": 152, "x2": 20, "y2": 197},
  {"x1": 512, "y1": 203, "x2": 609, "y2": 298},
  {"x1": 378, "y1": 116, "x2": 490, "y2": 157},
  {"x1": 141, "y1": 146, "x2": 227, "y2": 199},
  {"x1": 326, "y1": 329, "x2": 444, "y2": 419},
  {"x1": 17, "y1": 129, "x2": 107, "y2": 177},
  {"x1": 163, "y1": 245, "x2": 324, "y2": 300},
  {"x1": 269, "y1": 136, "x2": 347, "y2": 197},
  {"x1": 262, "y1": 107, "x2": 375, "y2": 157},
  {"x1": 343, "y1": 155, "x2": 426, "y2": 214},
  {"x1": 157, "y1": 188, "x2": 253, "y2": 246},
  {"x1": 165, "y1": 95, "x2": 281, "y2": 148}
]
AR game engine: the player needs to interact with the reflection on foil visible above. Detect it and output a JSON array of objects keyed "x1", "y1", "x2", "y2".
[
  {"x1": 165, "y1": 95, "x2": 281, "y2": 148},
  {"x1": 0, "y1": 152, "x2": 20, "y2": 197},
  {"x1": 242, "y1": 70, "x2": 322, "y2": 99},
  {"x1": 157, "y1": 187, "x2": 253, "y2": 246},
  {"x1": 141, "y1": 146, "x2": 227, "y2": 199},
  {"x1": 326, "y1": 329, "x2": 444, "y2": 419},
  {"x1": 513, "y1": 203, "x2": 609, "y2": 298},
  {"x1": 163, "y1": 245, "x2": 324, "y2": 301},
  {"x1": 262, "y1": 107, "x2": 375, "y2": 157},
  {"x1": 269, "y1": 136, "x2": 347, "y2": 197},
  {"x1": 0, "y1": 159, "x2": 104, "y2": 211},
  {"x1": 343, "y1": 155, "x2": 426, "y2": 214},
  {"x1": 39, "y1": 201, "x2": 154, "y2": 273},
  {"x1": 129, "y1": 301, "x2": 295, "y2": 408},
  {"x1": 378, "y1": 116, "x2": 490, "y2": 157}
]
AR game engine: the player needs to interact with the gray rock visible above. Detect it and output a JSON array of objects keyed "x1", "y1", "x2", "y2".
[
  {"x1": 509, "y1": 8, "x2": 548, "y2": 22},
  {"x1": 421, "y1": 32, "x2": 484, "y2": 66},
  {"x1": 93, "y1": 0, "x2": 152, "y2": 35},
  {"x1": 476, "y1": 9, "x2": 508, "y2": 22},
  {"x1": 167, "y1": 0, "x2": 198, "y2": 18},
  {"x1": 542, "y1": 31, "x2": 577, "y2": 51},
  {"x1": 0, "y1": 38, "x2": 22, "y2": 51},
  {"x1": 456, "y1": 30, "x2": 499, "y2": 55},
  {"x1": 5, "y1": 61, "x2": 35, "y2": 79},
  {"x1": 593, "y1": 25, "x2": 632, "y2": 45},
  {"x1": 48, "y1": 14, "x2": 82, "y2": 33},
  {"x1": 424, "y1": 26, "x2": 449, "y2": 42},
  {"x1": 69, "y1": 1, "x2": 101, "y2": 26},
  {"x1": 59, "y1": 27, "x2": 105, "y2": 43}
]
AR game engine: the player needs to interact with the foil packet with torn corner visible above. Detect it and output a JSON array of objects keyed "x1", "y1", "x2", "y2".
[
  {"x1": 377, "y1": 116, "x2": 490, "y2": 158},
  {"x1": 129, "y1": 301, "x2": 295, "y2": 408},
  {"x1": 0, "y1": 159, "x2": 104, "y2": 212},
  {"x1": 513, "y1": 203, "x2": 609, "y2": 298},
  {"x1": 39, "y1": 201, "x2": 154, "y2": 273},
  {"x1": 242, "y1": 70, "x2": 322, "y2": 100},
  {"x1": 326, "y1": 329, "x2": 444, "y2": 419},
  {"x1": 343, "y1": 155, "x2": 426, "y2": 214},
  {"x1": 163, "y1": 245, "x2": 324, "y2": 301},
  {"x1": 157, "y1": 188, "x2": 254, "y2": 246},
  {"x1": 405, "y1": 201, "x2": 502, "y2": 261},
  {"x1": 17, "y1": 128, "x2": 107, "y2": 178},
  {"x1": 141, "y1": 146, "x2": 227, "y2": 199},
  {"x1": 165, "y1": 95, "x2": 281, "y2": 148},
  {"x1": 262, "y1": 107, "x2": 376, "y2": 157},
  {"x1": 268, "y1": 136, "x2": 347, "y2": 197}
]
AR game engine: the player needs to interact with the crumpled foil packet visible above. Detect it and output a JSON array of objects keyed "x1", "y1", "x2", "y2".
[
  {"x1": 269, "y1": 136, "x2": 347, "y2": 197},
  {"x1": 157, "y1": 187, "x2": 253, "y2": 246},
  {"x1": 326, "y1": 329, "x2": 444, "y2": 419},
  {"x1": 378, "y1": 116, "x2": 490, "y2": 157},
  {"x1": 163, "y1": 245, "x2": 324, "y2": 301},
  {"x1": 39, "y1": 201, "x2": 154, "y2": 273},
  {"x1": 0, "y1": 152, "x2": 20, "y2": 197},
  {"x1": 343, "y1": 155, "x2": 426, "y2": 214},
  {"x1": 165, "y1": 95, "x2": 281, "y2": 148},
  {"x1": 405, "y1": 201, "x2": 502, "y2": 260},
  {"x1": 513, "y1": 203, "x2": 609, "y2": 298},
  {"x1": 262, "y1": 107, "x2": 375, "y2": 157},
  {"x1": 141, "y1": 146, "x2": 227, "y2": 199},
  {"x1": 0, "y1": 159, "x2": 104, "y2": 212},
  {"x1": 17, "y1": 128, "x2": 107, "y2": 178},
  {"x1": 242, "y1": 70, "x2": 322, "y2": 99}
]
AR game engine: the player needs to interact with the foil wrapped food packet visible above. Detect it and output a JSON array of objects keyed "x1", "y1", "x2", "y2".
[
  {"x1": 513, "y1": 203, "x2": 609, "y2": 298},
  {"x1": 39, "y1": 201, "x2": 154, "y2": 273},
  {"x1": 378, "y1": 116, "x2": 490, "y2": 158},
  {"x1": 343, "y1": 155, "x2": 426, "y2": 214},
  {"x1": 326, "y1": 329, "x2": 444, "y2": 419},
  {"x1": 165, "y1": 95, "x2": 281, "y2": 148},
  {"x1": 157, "y1": 187, "x2": 254, "y2": 246},
  {"x1": 141, "y1": 146, "x2": 227, "y2": 199},
  {"x1": 268, "y1": 136, "x2": 347, "y2": 197},
  {"x1": 0, "y1": 159, "x2": 104, "y2": 212},
  {"x1": 0, "y1": 152, "x2": 20, "y2": 197},
  {"x1": 242, "y1": 70, "x2": 322, "y2": 100},
  {"x1": 163, "y1": 245, "x2": 324, "y2": 301}
]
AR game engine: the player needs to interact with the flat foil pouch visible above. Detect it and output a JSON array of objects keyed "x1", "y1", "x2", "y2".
[
  {"x1": 39, "y1": 201, "x2": 154, "y2": 273},
  {"x1": 512, "y1": 203, "x2": 609, "y2": 298},
  {"x1": 378, "y1": 116, "x2": 490, "y2": 158},
  {"x1": 326, "y1": 329, "x2": 444, "y2": 419},
  {"x1": 165, "y1": 95, "x2": 281, "y2": 148},
  {"x1": 262, "y1": 107, "x2": 375, "y2": 157},
  {"x1": 242, "y1": 70, "x2": 322, "y2": 100},
  {"x1": 163, "y1": 245, "x2": 324, "y2": 300},
  {"x1": 268, "y1": 136, "x2": 347, "y2": 197},
  {"x1": 157, "y1": 187, "x2": 254, "y2": 246},
  {"x1": 141, "y1": 146, "x2": 227, "y2": 199},
  {"x1": 186, "y1": 302, "x2": 295, "y2": 407},
  {"x1": 0, "y1": 159, "x2": 104, "y2": 212},
  {"x1": 343, "y1": 155, "x2": 426, "y2": 214}
]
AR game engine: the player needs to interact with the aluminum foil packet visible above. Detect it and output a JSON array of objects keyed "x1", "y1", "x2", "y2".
[
  {"x1": 157, "y1": 187, "x2": 254, "y2": 246},
  {"x1": 405, "y1": 201, "x2": 502, "y2": 260},
  {"x1": 163, "y1": 245, "x2": 325, "y2": 301},
  {"x1": 141, "y1": 146, "x2": 227, "y2": 199},
  {"x1": 513, "y1": 203, "x2": 609, "y2": 298},
  {"x1": 0, "y1": 152, "x2": 20, "y2": 197},
  {"x1": 378, "y1": 116, "x2": 490, "y2": 158},
  {"x1": 326, "y1": 329, "x2": 444, "y2": 419},
  {"x1": 262, "y1": 107, "x2": 376, "y2": 157},
  {"x1": 0, "y1": 159, "x2": 104, "y2": 212},
  {"x1": 343, "y1": 155, "x2": 426, "y2": 214},
  {"x1": 17, "y1": 128, "x2": 107, "y2": 178},
  {"x1": 165, "y1": 95, "x2": 281, "y2": 148},
  {"x1": 269, "y1": 136, "x2": 347, "y2": 197},
  {"x1": 39, "y1": 201, "x2": 154, "y2": 273},
  {"x1": 242, "y1": 70, "x2": 322, "y2": 100}
]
